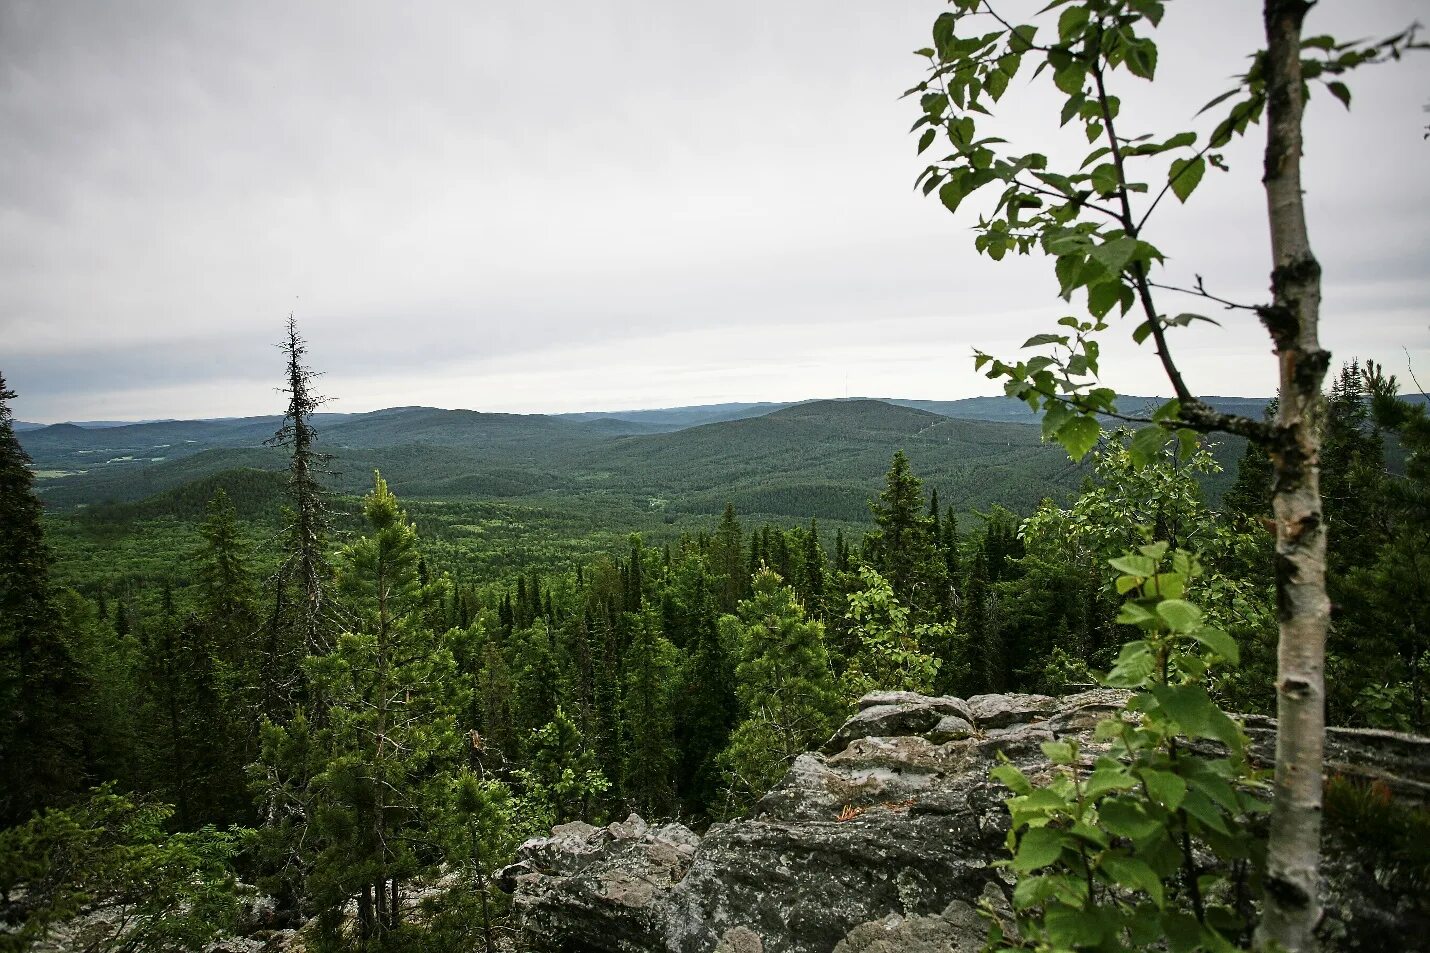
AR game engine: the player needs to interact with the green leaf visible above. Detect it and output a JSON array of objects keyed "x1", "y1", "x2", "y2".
[
  {"x1": 1149, "y1": 684, "x2": 1242, "y2": 747},
  {"x1": 1045, "y1": 906, "x2": 1104, "y2": 947},
  {"x1": 1089, "y1": 236, "x2": 1138, "y2": 276},
  {"x1": 1126, "y1": 38, "x2": 1158, "y2": 79},
  {"x1": 1190, "y1": 627, "x2": 1239, "y2": 664},
  {"x1": 1148, "y1": 573, "x2": 1185, "y2": 600},
  {"x1": 1104, "y1": 640, "x2": 1155, "y2": 687},
  {"x1": 1168, "y1": 154, "x2": 1205, "y2": 203},
  {"x1": 1023, "y1": 332, "x2": 1068, "y2": 348},
  {"x1": 1155, "y1": 599, "x2": 1201, "y2": 632},
  {"x1": 1008, "y1": 23, "x2": 1039, "y2": 55},
  {"x1": 1085, "y1": 765, "x2": 1138, "y2": 799},
  {"x1": 1179, "y1": 788, "x2": 1230, "y2": 835},
  {"x1": 1057, "y1": 5, "x2": 1090, "y2": 43},
  {"x1": 1090, "y1": 162, "x2": 1119, "y2": 196},
  {"x1": 1098, "y1": 798, "x2": 1162, "y2": 843},
  {"x1": 1100, "y1": 853, "x2": 1165, "y2": 907},
  {"x1": 1128, "y1": 425, "x2": 1168, "y2": 466},
  {"x1": 1139, "y1": 768, "x2": 1188, "y2": 811},
  {"x1": 1087, "y1": 279, "x2": 1123, "y2": 319},
  {"x1": 1054, "y1": 62, "x2": 1087, "y2": 95},
  {"x1": 1041, "y1": 741, "x2": 1077, "y2": 765},
  {"x1": 938, "y1": 179, "x2": 966, "y2": 215},
  {"x1": 991, "y1": 763, "x2": 1034, "y2": 795},
  {"x1": 1013, "y1": 826, "x2": 1067, "y2": 872},
  {"x1": 1109, "y1": 554, "x2": 1156, "y2": 577},
  {"x1": 917, "y1": 128, "x2": 937, "y2": 154},
  {"x1": 1056, "y1": 414, "x2": 1101, "y2": 461},
  {"x1": 986, "y1": 67, "x2": 1009, "y2": 101}
]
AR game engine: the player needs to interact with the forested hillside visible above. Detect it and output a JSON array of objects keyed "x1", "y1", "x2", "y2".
[{"x1": 22, "y1": 394, "x2": 1257, "y2": 522}]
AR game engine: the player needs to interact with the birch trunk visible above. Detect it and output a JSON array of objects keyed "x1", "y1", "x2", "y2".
[{"x1": 1256, "y1": 2, "x2": 1332, "y2": 950}]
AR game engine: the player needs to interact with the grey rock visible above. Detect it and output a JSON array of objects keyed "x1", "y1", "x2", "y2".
[
  {"x1": 715, "y1": 925, "x2": 765, "y2": 952},
  {"x1": 965, "y1": 693, "x2": 1059, "y2": 728},
  {"x1": 504, "y1": 692, "x2": 1430, "y2": 953},
  {"x1": 858, "y1": 692, "x2": 974, "y2": 720},
  {"x1": 927, "y1": 714, "x2": 976, "y2": 742},
  {"x1": 824, "y1": 694, "x2": 970, "y2": 753},
  {"x1": 832, "y1": 900, "x2": 985, "y2": 953}
]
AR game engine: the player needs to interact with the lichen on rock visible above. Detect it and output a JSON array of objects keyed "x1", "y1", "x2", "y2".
[{"x1": 498, "y1": 690, "x2": 1430, "y2": 953}]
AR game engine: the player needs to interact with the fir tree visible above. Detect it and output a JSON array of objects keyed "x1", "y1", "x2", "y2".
[{"x1": 672, "y1": 565, "x2": 737, "y2": 818}]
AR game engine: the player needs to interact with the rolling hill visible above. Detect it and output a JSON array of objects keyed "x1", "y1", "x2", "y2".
[{"x1": 22, "y1": 395, "x2": 1257, "y2": 522}]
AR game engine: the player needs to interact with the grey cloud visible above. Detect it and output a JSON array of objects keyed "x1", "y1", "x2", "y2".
[{"x1": 2, "y1": 0, "x2": 1427, "y2": 422}]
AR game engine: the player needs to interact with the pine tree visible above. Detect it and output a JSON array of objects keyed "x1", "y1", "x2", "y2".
[
  {"x1": 284, "y1": 473, "x2": 466, "y2": 943},
  {"x1": 0, "y1": 373, "x2": 87, "y2": 825},
  {"x1": 720, "y1": 569, "x2": 842, "y2": 812}
]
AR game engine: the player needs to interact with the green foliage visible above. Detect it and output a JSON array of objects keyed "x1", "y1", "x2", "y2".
[
  {"x1": 990, "y1": 543, "x2": 1268, "y2": 952},
  {"x1": 256, "y1": 473, "x2": 469, "y2": 945},
  {"x1": 516, "y1": 707, "x2": 610, "y2": 827},
  {"x1": 842, "y1": 567, "x2": 945, "y2": 696},
  {"x1": 719, "y1": 568, "x2": 844, "y2": 813},
  {"x1": 909, "y1": 0, "x2": 1421, "y2": 460},
  {"x1": 1323, "y1": 775, "x2": 1430, "y2": 893},
  {"x1": 0, "y1": 374, "x2": 92, "y2": 826},
  {"x1": 621, "y1": 609, "x2": 679, "y2": 817},
  {"x1": 0, "y1": 786, "x2": 240, "y2": 953}
]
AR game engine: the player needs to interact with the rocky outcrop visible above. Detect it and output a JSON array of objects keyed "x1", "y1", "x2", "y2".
[{"x1": 499, "y1": 690, "x2": 1430, "y2": 953}]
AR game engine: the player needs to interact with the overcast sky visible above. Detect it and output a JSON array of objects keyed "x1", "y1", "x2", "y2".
[{"x1": 2, "y1": 0, "x2": 1426, "y2": 423}]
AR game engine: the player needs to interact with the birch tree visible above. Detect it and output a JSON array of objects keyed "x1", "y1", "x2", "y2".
[{"x1": 907, "y1": 2, "x2": 1422, "y2": 948}]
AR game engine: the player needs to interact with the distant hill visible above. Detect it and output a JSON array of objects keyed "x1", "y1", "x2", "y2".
[
  {"x1": 565, "y1": 398, "x2": 1090, "y2": 522},
  {"x1": 890, "y1": 395, "x2": 1274, "y2": 423},
  {"x1": 20, "y1": 395, "x2": 1271, "y2": 520},
  {"x1": 555, "y1": 402, "x2": 792, "y2": 431}
]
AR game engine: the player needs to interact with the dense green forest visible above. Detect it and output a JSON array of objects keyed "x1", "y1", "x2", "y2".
[{"x1": 3, "y1": 334, "x2": 1428, "y2": 951}]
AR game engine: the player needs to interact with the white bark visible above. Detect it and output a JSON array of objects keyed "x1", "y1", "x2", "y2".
[{"x1": 1256, "y1": 2, "x2": 1332, "y2": 950}]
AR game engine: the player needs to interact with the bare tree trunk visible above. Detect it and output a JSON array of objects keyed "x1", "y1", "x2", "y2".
[{"x1": 1256, "y1": 2, "x2": 1332, "y2": 949}]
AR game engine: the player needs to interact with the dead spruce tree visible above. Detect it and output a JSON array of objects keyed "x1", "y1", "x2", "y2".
[
  {"x1": 908, "y1": 1, "x2": 1422, "y2": 948},
  {"x1": 265, "y1": 316, "x2": 337, "y2": 711}
]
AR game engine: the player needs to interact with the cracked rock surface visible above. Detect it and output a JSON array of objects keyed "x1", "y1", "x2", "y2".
[{"x1": 499, "y1": 690, "x2": 1430, "y2": 953}]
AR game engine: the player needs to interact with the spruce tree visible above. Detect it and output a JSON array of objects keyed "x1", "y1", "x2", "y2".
[
  {"x1": 265, "y1": 317, "x2": 335, "y2": 697},
  {"x1": 193, "y1": 489, "x2": 263, "y2": 823},
  {"x1": 619, "y1": 609, "x2": 678, "y2": 817},
  {"x1": 799, "y1": 519, "x2": 827, "y2": 617},
  {"x1": 672, "y1": 565, "x2": 736, "y2": 818},
  {"x1": 0, "y1": 373, "x2": 87, "y2": 825},
  {"x1": 865, "y1": 451, "x2": 944, "y2": 614}
]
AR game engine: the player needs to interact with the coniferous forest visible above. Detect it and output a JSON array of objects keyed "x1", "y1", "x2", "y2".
[
  {"x1": 5, "y1": 335, "x2": 1430, "y2": 951},
  {"x1": 4, "y1": 1, "x2": 1429, "y2": 952}
]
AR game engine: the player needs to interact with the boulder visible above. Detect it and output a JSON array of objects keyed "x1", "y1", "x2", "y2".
[{"x1": 501, "y1": 692, "x2": 1430, "y2": 953}]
